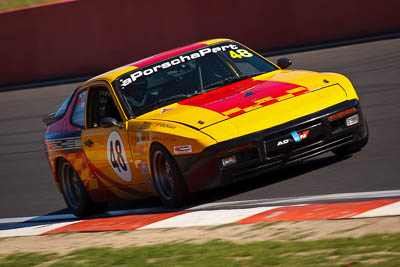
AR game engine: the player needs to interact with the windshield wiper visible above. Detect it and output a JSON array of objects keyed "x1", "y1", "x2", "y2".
[
  {"x1": 152, "y1": 91, "x2": 207, "y2": 107},
  {"x1": 201, "y1": 72, "x2": 271, "y2": 91},
  {"x1": 155, "y1": 94, "x2": 188, "y2": 106},
  {"x1": 201, "y1": 75, "x2": 251, "y2": 91}
]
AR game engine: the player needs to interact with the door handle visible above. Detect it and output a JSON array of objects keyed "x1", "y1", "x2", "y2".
[{"x1": 84, "y1": 139, "x2": 94, "y2": 147}]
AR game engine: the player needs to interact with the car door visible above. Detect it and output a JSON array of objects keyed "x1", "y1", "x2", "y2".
[{"x1": 81, "y1": 82, "x2": 136, "y2": 187}]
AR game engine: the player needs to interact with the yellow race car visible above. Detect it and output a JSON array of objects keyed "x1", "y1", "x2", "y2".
[{"x1": 43, "y1": 39, "x2": 368, "y2": 217}]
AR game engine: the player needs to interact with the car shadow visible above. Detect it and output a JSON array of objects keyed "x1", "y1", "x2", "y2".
[
  {"x1": 190, "y1": 153, "x2": 350, "y2": 208},
  {"x1": 0, "y1": 153, "x2": 350, "y2": 232},
  {"x1": 104, "y1": 153, "x2": 351, "y2": 213}
]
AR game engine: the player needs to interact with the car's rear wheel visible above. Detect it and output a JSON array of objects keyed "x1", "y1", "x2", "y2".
[
  {"x1": 150, "y1": 143, "x2": 189, "y2": 208},
  {"x1": 58, "y1": 159, "x2": 107, "y2": 217}
]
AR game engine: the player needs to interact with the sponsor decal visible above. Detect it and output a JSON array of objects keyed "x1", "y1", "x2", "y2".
[
  {"x1": 76, "y1": 90, "x2": 86, "y2": 106},
  {"x1": 173, "y1": 145, "x2": 192, "y2": 154},
  {"x1": 154, "y1": 123, "x2": 176, "y2": 129},
  {"x1": 135, "y1": 135, "x2": 147, "y2": 143},
  {"x1": 276, "y1": 130, "x2": 309, "y2": 147},
  {"x1": 291, "y1": 130, "x2": 309, "y2": 143},
  {"x1": 138, "y1": 122, "x2": 152, "y2": 130},
  {"x1": 119, "y1": 44, "x2": 239, "y2": 87},
  {"x1": 135, "y1": 160, "x2": 149, "y2": 174},
  {"x1": 107, "y1": 131, "x2": 132, "y2": 182},
  {"x1": 161, "y1": 107, "x2": 174, "y2": 113},
  {"x1": 45, "y1": 137, "x2": 82, "y2": 151},
  {"x1": 277, "y1": 139, "x2": 290, "y2": 146}
]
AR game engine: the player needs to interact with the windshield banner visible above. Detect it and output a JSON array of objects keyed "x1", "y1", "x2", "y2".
[{"x1": 119, "y1": 44, "x2": 239, "y2": 87}]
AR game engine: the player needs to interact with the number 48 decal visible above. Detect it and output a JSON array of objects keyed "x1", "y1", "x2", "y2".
[
  {"x1": 107, "y1": 131, "x2": 132, "y2": 182},
  {"x1": 229, "y1": 49, "x2": 253, "y2": 59},
  {"x1": 109, "y1": 140, "x2": 127, "y2": 172}
]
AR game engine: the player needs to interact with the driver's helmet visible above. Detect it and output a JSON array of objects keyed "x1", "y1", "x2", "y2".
[{"x1": 126, "y1": 77, "x2": 148, "y2": 99}]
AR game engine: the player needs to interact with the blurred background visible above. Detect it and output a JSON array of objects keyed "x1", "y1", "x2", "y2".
[
  {"x1": 0, "y1": 0, "x2": 64, "y2": 11},
  {"x1": 0, "y1": 0, "x2": 399, "y2": 86}
]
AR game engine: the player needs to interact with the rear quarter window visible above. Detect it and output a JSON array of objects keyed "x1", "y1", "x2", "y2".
[
  {"x1": 54, "y1": 90, "x2": 75, "y2": 118},
  {"x1": 71, "y1": 90, "x2": 87, "y2": 128}
]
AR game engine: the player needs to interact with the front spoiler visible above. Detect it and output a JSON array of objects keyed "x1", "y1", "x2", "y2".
[{"x1": 175, "y1": 99, "x2": 368, "y2": 193}]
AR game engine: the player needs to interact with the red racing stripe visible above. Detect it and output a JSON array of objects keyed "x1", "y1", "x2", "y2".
[
  {"x1": 179, "y1": 80, "x2": 307, "y2": 118},
  {"x1": 86, "y1": 160, "x2": 151, "y2": 197},
  {"x1": 131, "y1": 43, "x2": 207, "y2": 68}
]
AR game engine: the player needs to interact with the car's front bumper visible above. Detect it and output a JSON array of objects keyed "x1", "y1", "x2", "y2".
[{"x1": 175, "y1": 99, "x2": 368, "y2": 193}]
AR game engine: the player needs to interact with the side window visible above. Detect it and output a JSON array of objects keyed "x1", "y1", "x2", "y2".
[
  {"x1": 87, "y1": 86, "x2": 123, "y2": 128},
  {"x1": 71, "y1": 89, "x2": 87, "y2": 128}
]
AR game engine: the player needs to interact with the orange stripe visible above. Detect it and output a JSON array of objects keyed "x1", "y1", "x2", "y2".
[
  {"x1": 43, "y1": 211, "x2": 188, "y2": 234},
  {"x1": 237, "y1": 199, "x2": 399, "y2": 223}
]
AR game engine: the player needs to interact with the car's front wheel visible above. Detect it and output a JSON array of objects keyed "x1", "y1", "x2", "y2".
[
  {"x1": 150, "y1": 143, "x2": 189, "y2": 208},
  {"x1": 58, "y1": 159, "x2": 107, "y2": 217}
]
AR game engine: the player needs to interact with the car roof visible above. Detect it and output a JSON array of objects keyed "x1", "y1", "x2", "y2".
[{"x1": 81, "y1": 38, "x2": 232, "y2": 87}]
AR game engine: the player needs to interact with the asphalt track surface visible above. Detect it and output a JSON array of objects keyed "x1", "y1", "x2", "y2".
[{"x1": 0, "y1": 38, "x2": 399, "y2": 219}]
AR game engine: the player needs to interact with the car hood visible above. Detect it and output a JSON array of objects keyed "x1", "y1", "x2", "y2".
[{"x1": 137, "y1": 70, "x2": 349, "y2": 140}]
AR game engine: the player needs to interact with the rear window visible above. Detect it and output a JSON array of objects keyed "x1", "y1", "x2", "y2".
[{"x1": 54, "y1": 90, "x2": 75, "y2": 118}]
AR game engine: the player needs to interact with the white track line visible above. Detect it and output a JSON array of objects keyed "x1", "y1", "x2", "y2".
[
  {"x1": 190, "y1": 190, "x2": 400, "y2": 210},
  {"x1": 140, "y1": 207, "x2": 276, "y2": 229},
  {"x1": 353, "y1": 201, "x2": 400, "y2": 218},
  {"x1": 1, "y1": 190, "x2": 400, "y2": 226}
]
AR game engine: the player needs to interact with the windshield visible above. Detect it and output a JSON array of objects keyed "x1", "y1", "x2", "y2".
[{"x1": 114, "y1": 42, "x2": 278, "y2": 116}]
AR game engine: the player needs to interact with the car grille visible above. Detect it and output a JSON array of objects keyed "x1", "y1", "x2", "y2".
[
  {"x1": 230, "y1": 119, "x2": 354, "y2": 180},
  {"x1": 264, "y1": 120, "x2": 324, "y2": 158}
]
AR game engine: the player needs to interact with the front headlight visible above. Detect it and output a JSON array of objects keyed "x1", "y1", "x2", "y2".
[{"x1": 345, "y1": 114, "x2": 360, "y2": 127}]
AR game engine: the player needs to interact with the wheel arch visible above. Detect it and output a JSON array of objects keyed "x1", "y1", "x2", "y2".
[
  {"x1": 148, "y1": 141, "x2": 169, "y2": 175},
  {"x1": 148, "y1": 141, "x2": 190, "y2": 207},
  {"x1": 54, "y1": 156, "x2": 71, "y2": 190},
  {"x1": 148, "y1": 141, "x2": 186, "y2": 174}
]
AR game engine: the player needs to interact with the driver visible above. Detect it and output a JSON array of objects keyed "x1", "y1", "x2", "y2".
[{"x1": 125, "y1": 78, "x2": 149, "y2": 108}]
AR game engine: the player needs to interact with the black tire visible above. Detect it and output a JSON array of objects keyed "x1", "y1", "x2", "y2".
[
  {"x1": 333, "y1": 120, "x2": 369, "y2": 157},
  {"x1": 58, "y1": 159, "x2": 107, "y2": 217},
  {"x1": 150, "y1": 143, "x2": 189, "y2": 208}
]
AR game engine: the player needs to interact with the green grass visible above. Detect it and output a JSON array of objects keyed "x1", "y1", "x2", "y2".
[
  {"x1": 0, "y1": 252, "x2": 57, "y2": 267},
  {"x1": 1, "y1": 233, "x2": 400, "y2": 266},
  {"x1": 0, "y1": 0, "x2": 66, "y2": 12}
]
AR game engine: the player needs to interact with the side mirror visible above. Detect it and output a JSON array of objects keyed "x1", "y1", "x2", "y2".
[
  {"x1": 101, "y1": 117, "x2": 123, "y2": 128},
  {"x1": 277, "y1": 58, "x2": 292, "y2": 69}
]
